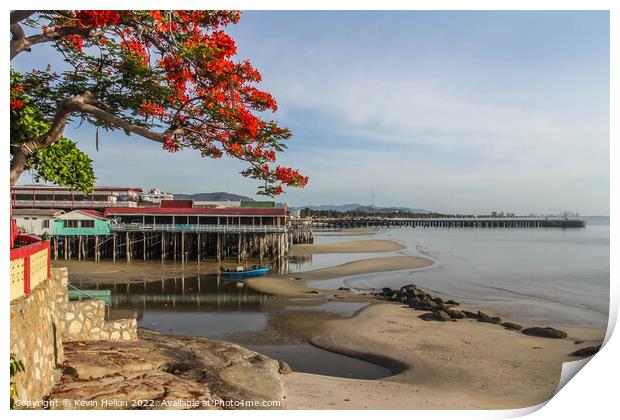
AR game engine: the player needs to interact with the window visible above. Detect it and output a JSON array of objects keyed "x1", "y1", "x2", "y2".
[
  {"x1": 63, "y1": 220, "x2": 78, "y2": 228},
  {"x1": 24, "y1": 217, "x2": 29, "y2": 220},
  {"x1": 80, "y1": 220, "x2": 95, "y2": 228},
  {"x1": 42, "y1": 220, "x2": 49, "y2": 228}
]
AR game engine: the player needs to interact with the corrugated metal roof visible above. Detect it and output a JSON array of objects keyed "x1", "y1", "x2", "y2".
[
  {"x1": 59, "y1": 209, "x2": 108, "y2": 219},
  {"x1": 104, "y1": 207, "x2": 287, "y2": 217},
  {"x1": 12, "y1": 208, "x2": 64, "y2": 216}
]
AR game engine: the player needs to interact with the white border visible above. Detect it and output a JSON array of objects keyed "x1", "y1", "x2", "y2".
[{"x1": 3, "y1": 1, "x2": 616, "y2": 419}]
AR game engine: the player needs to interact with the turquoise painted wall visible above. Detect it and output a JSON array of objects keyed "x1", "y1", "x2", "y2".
[{"x1": 51, "y1": 218, "x2": 111, "y2": 236}]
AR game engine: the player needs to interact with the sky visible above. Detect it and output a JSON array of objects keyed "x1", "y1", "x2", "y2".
[{"x1": 12, "y1": 11, "x2": 610, "y2": 215}]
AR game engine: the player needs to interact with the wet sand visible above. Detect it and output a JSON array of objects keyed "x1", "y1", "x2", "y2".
[
  {"x1": 284, "y1": 303, "x2": 605, "y2": 409},
  {"x1": 314, "y1": 227, "x2": 378, "y2": 236},
  {"x1": 291, "y1": 239, "x2": 405, "y2": 255},
  {"x1": 246, "y1": 256, "x2": 434, "y2": 298}
]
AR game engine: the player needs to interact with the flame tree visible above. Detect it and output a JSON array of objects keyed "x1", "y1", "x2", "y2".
[{"x1": 10, "y1": 10, "x2": 308, "y2": 195}]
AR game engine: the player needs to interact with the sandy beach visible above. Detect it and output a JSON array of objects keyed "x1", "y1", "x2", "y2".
[
  {"x1": 291, "y1": 239, "x2": 405, "y2": 255},
  {"x1": 246, "y1": 255, "x2": 433, "y2": 297},
  {"x1": 283, "y1": 303, "x2": 604, "y2": 409}
]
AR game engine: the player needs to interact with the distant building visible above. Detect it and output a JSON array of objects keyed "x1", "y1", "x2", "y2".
[
  {"x1": 240, "y1": 201, "x2": 275, "y2": 208},
  {"x1": 52, "y1": 210, "x2": 112, "y2": 236},
  {"x1": 140, "y1": 188, "x2": 174, "y2": 203},
  {"x1": 13, "y1": 208, "x2": 64, "y2": 235},
  {"x1": 11, "y1": 185, "x2": 142, "y2": 210},
  {"x1": 192, "y1": 200, "x2": 242, "y2": 208}
]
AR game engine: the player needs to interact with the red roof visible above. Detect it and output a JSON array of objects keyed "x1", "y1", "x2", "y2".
[
  {"x1": 104, "y1": 207, "x2": 287, "y2": 217},
  {"x1": 80, "y1": 209, "x2": 106, "y2": 218}
]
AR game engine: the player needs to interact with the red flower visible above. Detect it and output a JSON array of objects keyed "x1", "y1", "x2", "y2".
[
  {"x1": 10, "y1": 98, "x2": 24, "y2": 110},
  {"x1": 65, "y1": 34, "x2": 83, "y2": 52}
]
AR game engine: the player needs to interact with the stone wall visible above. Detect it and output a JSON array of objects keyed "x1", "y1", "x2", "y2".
[
  {"x1": 10, "y1": 268, "x2": 67, "y2": 404},
  {"x1": 58, "y1": 299, "x2": 137, "y2": 342},
  {"x1": 10, "y1": 267, "x2": 138, "y2": 406}
]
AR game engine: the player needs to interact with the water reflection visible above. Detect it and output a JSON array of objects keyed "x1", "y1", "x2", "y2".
[{"x1": 71, "y1": 273, "x2": 390, "y2": 379}]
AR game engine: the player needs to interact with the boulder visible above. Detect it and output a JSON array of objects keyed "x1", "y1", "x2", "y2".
[
  {"x1": 446, "y1": 309, "x2": 465, "y2": 319},
  {"x1": 419, "y1": 312, "x2": 436, "y2": 321},
  {"x1": 433, "y1": 310, "x2": 452, "y2": 322},
  {"x1": 500, "y1": 322, "x2": 522, "y2": 331},
  {"x1": 477, "y1": 311, "x2": 501, "y2": 324},
  {"x1": 521, "y1": 327, "x2": 567, "y2": 339},
  {"x1": 569, "y1": 346, "x2": 600, "y2": 358},
  {"x1": 432, "y1": 297, "x2": 444, "y2": 305},
  {"x1": 462, "y1": 310, "x2": 479, "y2": 319},
  {"x1": 278, "y1": 360, "x2": 293, "y2": 374},
  {"x1": 445, "y1": 300, "x2": 460, "y2": 306}
]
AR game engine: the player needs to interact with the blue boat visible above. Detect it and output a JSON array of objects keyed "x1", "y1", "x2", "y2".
[{"x1": 220, "y1": 264, "x2": 270, "y2": 277}]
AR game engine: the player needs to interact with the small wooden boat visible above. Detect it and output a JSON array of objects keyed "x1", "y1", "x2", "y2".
[{"x1": 220, "y1": 264, "x2": 270, "y2": 277}]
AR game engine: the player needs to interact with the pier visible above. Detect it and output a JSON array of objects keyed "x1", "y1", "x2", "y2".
[{"x1": 312, "y1": 217, "x2": 586, "y2": 230}]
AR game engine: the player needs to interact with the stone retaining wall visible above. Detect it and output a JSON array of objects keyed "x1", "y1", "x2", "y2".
[
  {"x1": 58, "y1": 299, "x2": 137, "y2": 341},
  {"x1": 10, "y1": 267, "x2": 138, "y2": 406},
  {"x1": 10, "y1": 268, "x2": 67, "y2": 404}
]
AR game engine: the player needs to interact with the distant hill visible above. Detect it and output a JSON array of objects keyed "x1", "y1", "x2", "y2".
[
  {"x1": 353, "y1": 205, "x2": 432, "y2": 214},
  {"x1": 292, "y1": 204, "x2": 432, "y2": 214},
  {"x1": 173, "y1": 192, "x2": 253, "y2": 202},
  {"x1": 296, "y1": 203, "x2": 363, "y2": 212}
]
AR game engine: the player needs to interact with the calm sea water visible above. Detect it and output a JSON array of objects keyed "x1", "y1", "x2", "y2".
[{"x1": 310, "y1": 217, "x2": 610, "y2": 327}]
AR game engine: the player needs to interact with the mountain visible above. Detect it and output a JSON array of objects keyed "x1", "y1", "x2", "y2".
[
  {"x1": 353, "y1": 205, "x2": 432, "y2": 214},
  {"x1": 173, "y1": 192, "x2": 253, "y2": 202},
  {"x1": 294, "y1": 203, "x2": 363, "y2": 212},
  {"x1": 292, "y1": 204, "x2": 432, "y2": 214}
]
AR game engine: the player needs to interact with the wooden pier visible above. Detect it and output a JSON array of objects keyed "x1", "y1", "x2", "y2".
[{"x1": 313, "y1": 217, "x2": 586, "y2": 230}]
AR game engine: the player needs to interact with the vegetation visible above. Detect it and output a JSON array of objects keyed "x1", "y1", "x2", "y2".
[
  {"x1": 10, "y1": 10, "x2": 307, "y2": 195},
  {"x1": 10, "y1": 354, "x2": 25, "y2": 409}
]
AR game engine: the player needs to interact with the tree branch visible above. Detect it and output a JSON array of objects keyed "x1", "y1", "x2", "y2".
[
  {"x1": 10, "y1": 92, "x2": 182, "y2": 185},
  {"x1": 10, "y1": 10, "x2": 36, "y2": 25},
  {"x1": 11, "y1": 25, "x2": 93, "y2": 60}
]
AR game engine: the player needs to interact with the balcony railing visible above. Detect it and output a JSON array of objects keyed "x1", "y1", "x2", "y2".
[
  {"x1": 10, "y1": 234, "x2": 51, "y2": 301},
  {"x1": 109, "y1": 223, "x2": 287, "y2": 234}
]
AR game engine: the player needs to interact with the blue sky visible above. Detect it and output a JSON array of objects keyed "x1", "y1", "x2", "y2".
[{"x1": 13, "y1": 11, "x2": 610, "y2": 215}]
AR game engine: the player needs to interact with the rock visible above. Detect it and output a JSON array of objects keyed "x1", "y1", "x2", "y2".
[
  {"x1": 446, "y1": 309, "x2": 465, "y2": 319},
  {"x1": 477, "y1": 311, "x2": 501, "y2": 324},
  {"x1": 432, "y1": 297, "x2": 444, "y2": 305},
  {"x1": 337, "y1": 287, "x2": 350, "y2": 291},
  {"x1": 405, "y1": 297, "x2": 421, "y2": 309},
  {"x1": 48, "y1": 329, "x2": 285, "y2": 409},
  {"x1": 381, "y1": 287, "x2": 393, "y2": 295},
  {"x1": 418, "y1": 312, "x2": 436, "y2": 321},
  {"x1": 569, "y1": 346, "x2": 600, "y2": 358},
  {"x1": 445, "y1": 300, "x2": 459, "y2": 305},
  {"x1": 521, "y1": 327, "x2": 567, "y2": 339},
  {"x1": 433, "y1": 310, "x2": 452, "y2": 322},
  {"x1": 278, "y1": 360, "x2": 293, "y2": 374},
  {"x1": 462, "y1": 310, "x2": 479, "y2": 319},
  {"x1": 500, "y1": 322, "x2": 522, "y2": 331}
]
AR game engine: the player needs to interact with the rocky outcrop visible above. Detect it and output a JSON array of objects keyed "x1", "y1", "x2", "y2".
[
  {"x1": 500, "y1": 322, "x2": 522, "y2": 331},
  {"x1": 521, "y1": 327, "x2": 567, "y2": 339},
  {"x1": 377, "y1": 284, "x2": 569, "y2": 342},
  {"x1": 47, "y1": 329, "x2": 286, "y2": 409},
  {"x1": 569, "y1": 346, "x2": 600, "y2": 358}
]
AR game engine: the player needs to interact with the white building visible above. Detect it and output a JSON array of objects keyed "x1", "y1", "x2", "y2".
[
  {"x1": 13, "y1": 208, "x2": 64, "y2": 235},
  {"x1": 140, "y1": 188, "x2": 174, "y2": 203}
]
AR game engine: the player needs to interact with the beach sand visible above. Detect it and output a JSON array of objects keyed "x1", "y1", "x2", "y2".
[
  {"x1": 283, "y1": 303, "x2": 605, "y2": 409},
  {"x1": 291, "y1": 239, "x2": 405, "y2": 255},
  {"x1": 246, "y1": 255, "x2": 434, "y2": 297}
]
